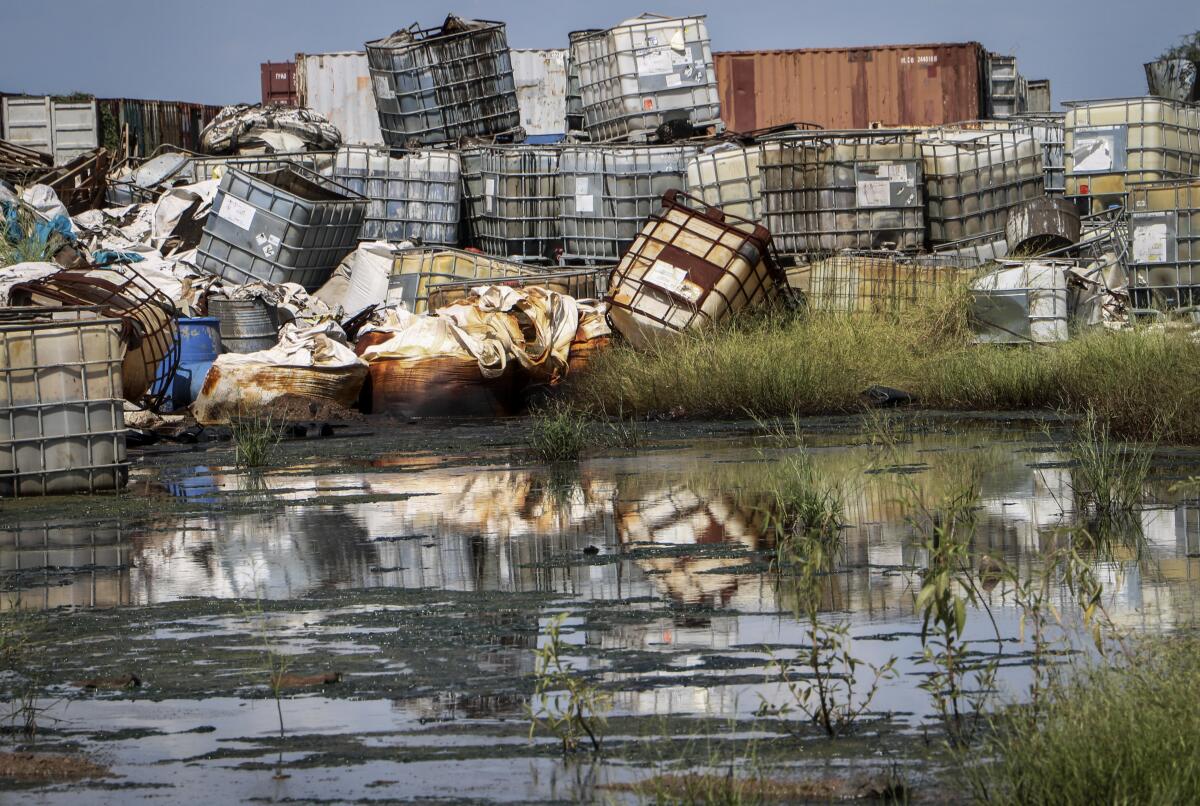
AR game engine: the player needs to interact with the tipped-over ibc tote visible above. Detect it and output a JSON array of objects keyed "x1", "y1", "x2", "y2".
[
  {"x1": 572, "y1": 14, "x2": 722, "y2": 142},
  {"x1": 196, "y1": 165, "x2": 367, "y2": 292},
  {"x1": 0, "y1": 308, "x2": 127, "y2": 497},
  {"x1": 606, "y1": 190, "x2": 780, "y2": 348},
  {"x1": 365, "y1": 15, "x2": 520, "y2": 148}
]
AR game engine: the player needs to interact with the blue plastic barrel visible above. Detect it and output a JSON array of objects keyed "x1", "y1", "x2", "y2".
[{"x1": 171, "y1": 317, "x2": 221, "y2": 409}]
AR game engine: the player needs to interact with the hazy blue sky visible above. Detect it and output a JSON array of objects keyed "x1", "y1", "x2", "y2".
[{"x1": 1, "y1": 1, "x2": 1196, "y2": 108}]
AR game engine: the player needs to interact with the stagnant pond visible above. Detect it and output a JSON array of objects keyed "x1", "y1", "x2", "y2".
[{"x1": 0, "y1": 415, "x2": 1197, "y2": 802}]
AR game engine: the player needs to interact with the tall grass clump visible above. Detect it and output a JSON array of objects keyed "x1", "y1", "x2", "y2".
[
  {"x1": 529, "y1": 400, "x2": 594, "y2": 462},
  {"x1": 569, "y1": 290, "x2": 1200, "y2": 444},
  {"x1": 1068, "y1": 408, "x2": 1152, "y2": 524},
  {"x1": 974, "y1": 632, "x2": 1200, "y2": 805},
  {"x1": 230, "y1": 410, "x2": 286, "y2": 469}
]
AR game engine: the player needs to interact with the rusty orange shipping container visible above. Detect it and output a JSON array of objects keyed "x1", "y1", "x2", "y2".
[{"x1": 715, "y1": 42, "x2": 990, "y2": 132}]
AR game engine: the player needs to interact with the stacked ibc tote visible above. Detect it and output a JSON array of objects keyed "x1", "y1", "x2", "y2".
[{"x1": 1063, "y1": 96, "x2": 1200, "y2": 311}]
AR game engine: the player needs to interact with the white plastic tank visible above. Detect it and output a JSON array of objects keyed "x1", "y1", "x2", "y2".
[
  {"x1": 573, "y1": 14, "x2": 722, "y2": 142},
  {"x1": 560, "y1": 144, "x2": 697, "y2": 260},
  {"x1": 762, "y1": 132, "x2": 925, "y2": 255},
  {"x1": 0, "y1": 309, "x2": 127, "y2": 497},
  {"x1": 919, "y1": 124, "x2": 1044, "y2": 245},
  {"x1": 461, "y1": 145, "x2": 561, "y2": 262},
  {"x1": 330, "y1": 145, "x2": 460, "y2": 246},
  {"x1": 684, "y1": 143, "x2": 764, "y2": 222},
  {"x1": 1064, "y1": 97, "x2": 1200, "y2": 209}
]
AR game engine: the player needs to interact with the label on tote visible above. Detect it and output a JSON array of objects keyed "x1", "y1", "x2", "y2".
[
  {"x1": 217, "y1": 195, "x2": 255, "y2": 231},
  {"x1": 1132, "y1": 221, "x2": 1169, "y2": 263},
  {"x1": 856, "y1": 180, "x2": 892, "y2": 208},
  {"x1": 644, "y1": 260, "x2": 702, "y2": 303}
]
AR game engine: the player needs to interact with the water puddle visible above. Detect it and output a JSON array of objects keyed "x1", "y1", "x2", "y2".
[{"x1": 1, "y1": 419, "x2": 1197, "y2": 801}]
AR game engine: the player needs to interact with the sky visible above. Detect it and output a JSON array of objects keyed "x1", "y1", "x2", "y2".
[{"x1": 1, "y1": 1, "x2": 1196, "y2": 109}]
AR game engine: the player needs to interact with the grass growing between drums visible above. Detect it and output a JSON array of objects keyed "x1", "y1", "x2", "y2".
[{"x1": 570, "y1": 292, "x2": 1200, "y2": 443}]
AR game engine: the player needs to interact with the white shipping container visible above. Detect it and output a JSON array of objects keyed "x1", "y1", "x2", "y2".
[
  {"x1": 1, "y1": 96, "x2": 98, "y2": 165},
  {"x1": 510, "y1": 49, "x2": 568, "y2": 137},
  {"x1": 294, "y1": 51, "x2": 384, "y2": 146}
]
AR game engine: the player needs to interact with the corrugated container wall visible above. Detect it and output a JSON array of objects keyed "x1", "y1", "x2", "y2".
[
  {"x1": 510, "y1": 49, "x2": 568, "y2": 138},
  {"x1": 261, "y1": 62, "x2": 297, "y2": 106},
  {"x1": 714, "y1": 43, "x2": 989, "y2": 132},
  {"x1": 295, "y1": 52, "x2": 384, "y2": 146},
  {"x1": 1027, "y1": 80, "x2": 1051, "y2": 113},
  {"x1": 1, "y1": 96, "x2": 98, "y2": 165},
  {"x1": 96, "y1": 99, "x2": 221, "y2": 158}
]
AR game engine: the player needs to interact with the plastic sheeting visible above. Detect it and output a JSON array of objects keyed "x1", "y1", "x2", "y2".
[
  {"x1": 199, "y1": 104, "x2": 342, "y2": 156},
  {"x1": 191, "y1": 322, "x2": 367, "y2": 424}
]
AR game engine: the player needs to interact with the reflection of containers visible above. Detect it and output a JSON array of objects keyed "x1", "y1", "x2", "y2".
[
  {"x1": 330, "y1": 145, "x2": 460, "y2": 245},
  {"x1": 171, "y1": 317, "x2": 221, "y2": 408},
  {"x1": 761, "y1": 132, "x2": 924, "y2": 255},
  {"x1": 1126, "y1": 178, "x2": 1200, "y2": 309},
  {"x1": 607, "y1": 190, "x2": 779, "y2": 348},
  {"x1": 560, "y1": 144, "x2": 696, "y2": 260},
  {"x1": 208, "y1": 297, "x2": 279, "y2": 353},
  {"x1": 1064, "y1": 97, "x2": 1200, "y2": 211},
  {"x1": 365, "y1": 16, "x2": 520, "y2": 148},
  {"x1": 573, "y1": 14, "x2": 722, "y2": 142},
  {"x1": 684, "y1": 143, "x2": 765, "y2": 222},
  {"x1": 919, "y1": 123, "x2": 1044, "y2": 245},
  {"x1": 426, "y1": 267, "x2": 611, "y2": 310},
  {"x1": 386, "y1": 247, "x2": 546, "y2": 313},
  {"x1": 196, "y1": 166, "x2": 368, "y2": 291},
  {"x1": 461, "y1": 145, "x2": 561, "y2": 261},
  {"x1": 0, "y1": 309, "x2": 127, "y2": 497}
]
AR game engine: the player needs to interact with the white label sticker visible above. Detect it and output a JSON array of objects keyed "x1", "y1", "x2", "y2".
[
  {"x1": 1133, "y1": 222, "x2": 1169, "y2": 263},
  {"x1": 374, "y1": 75, "x2": 395, "y2": 100},
  {"x1": 856, "y1": 180, "x2": 892, "y2": 208},
  {"x1": 576, "y1": 194, "x2": 594, "y2": 213},
  {"x1": 1074, "y1": 136, "x2": 1114, "y2": 173},
  {"x1": 884, "y1": 163, "x2": 909, "y2": 182},
  {"x1": 665, "y1": 73, "x2": 682, "y2": 88},
  {"x1": 217, "y1": 195, "x2": 255, "y2": 231},
  {"x1": 484, "y1": 178, "x2": 495, "y2": 197},
  {"x1": 644, "y1": 260, "x2": 701, "y2": 302},
  {"x1": 255, "y1": 232, "x2": 282, "y2": 259},
  {"x1": 636, "y1": 47, "x2": 675, "y2": 76},
  {"x1": 574, "y1": 177, "x2": 589, "y2": 195}
]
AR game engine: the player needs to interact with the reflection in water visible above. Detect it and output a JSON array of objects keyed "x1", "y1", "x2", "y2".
[{"x1": 3, "y1": 429, "x2": 1200, "y2": 723}]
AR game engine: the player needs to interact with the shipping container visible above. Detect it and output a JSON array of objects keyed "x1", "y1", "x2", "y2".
[
  {"x1": 261, "y1": 61, "x2": 297, "y2": 106},
  {"x1": 511, "y1": 49, "x2": 568, "y2": 138},
  {"x1": 1, "y1": 96, "x2": 98, "y2": 165},
  {"x1": 295, "y1": 51, "x2": 384, "y2": 146},
  {"x1": 96, "y1": 99, "x2": 222, "y2": 158},
  {"x1": 714, "y1": 43, "x2": 990, "y2": 132},
  {"x1": 1027, "y1": 79, "x2": 1052, "y2": 113}
]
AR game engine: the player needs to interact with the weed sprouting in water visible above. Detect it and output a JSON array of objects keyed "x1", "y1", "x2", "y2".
[
  {"x1": 529, "y1": 401, "x2": 594, "y2": 463},
  {"x1": 528, "y1": 612, "x2": 609, "y2": 754},
  {"x1": 240, "y1": 584, "x2": 293, "y2": 781},
  {"x1": 0, "y1": 606, "x2": 57, "y2": 740},
  {"x1": 1067, "y1": 409, "x2": 1153, "y2": 533},
  {"x1": 230, "y1": 410, "x2": 287, "y2": 469},
  {"x1": 756, "y1": 450, "x2": 897, "y2": 737}
]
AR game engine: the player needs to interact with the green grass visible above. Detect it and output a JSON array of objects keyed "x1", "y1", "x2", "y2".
[
  {"x1": 974, "y1": 632, "x2": 1200, "y2": 805},
  {"x1": 229, "y1": 412, "x2": 286, "y2": 469},
  {"x1": 528, "y1": 401, "x2": 594, "y2": 462},
  {"x1": 569, "y1": 298, "x2": 1200, "y2": 444}
]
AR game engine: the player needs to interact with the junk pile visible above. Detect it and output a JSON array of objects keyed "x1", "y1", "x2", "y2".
[
  {"x1": 199, "y1": 104, "x2": 343, "y2": 155},
  {"x1": 4, "y1": 9, "x2": 1200, "y2": 497}
]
